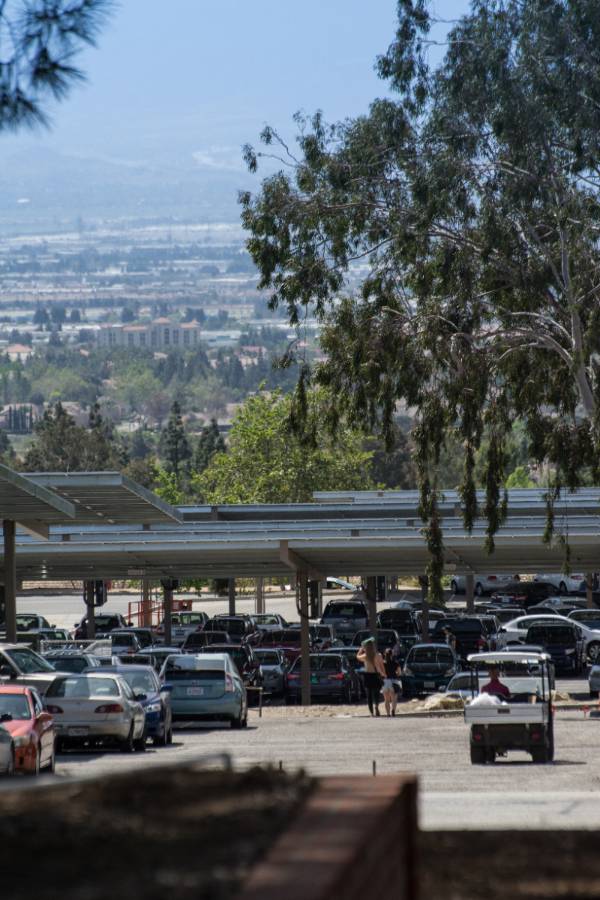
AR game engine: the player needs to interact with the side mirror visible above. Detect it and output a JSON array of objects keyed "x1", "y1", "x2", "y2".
[
  {"x1": 128, "y1": 621, "x2": 134, "y2": 627},
  {"x1": 134, "y1": 693, "x2": 147, "y2": 702},
  {"x1": 161, "y1": 683, "x2": 173, "y2": 693}
]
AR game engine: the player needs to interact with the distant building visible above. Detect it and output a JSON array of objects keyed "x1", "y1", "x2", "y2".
[
  {"x1": 96, "y1": 318, "x2": 202, "y2": 350},
  {"x1": 3, "y1": 343, "x2": 34, "y2": 362}
]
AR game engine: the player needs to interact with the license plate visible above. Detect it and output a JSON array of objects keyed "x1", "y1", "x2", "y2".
[
  {"x1": 187, "y1": 686, "x2": 204, "y2": 696},
  {"x1": 424, "y1": 681, "x2": 436, "y2": 689},
  {"x1": 68, "y1": 727, "x2": 88, "y2": 736}
]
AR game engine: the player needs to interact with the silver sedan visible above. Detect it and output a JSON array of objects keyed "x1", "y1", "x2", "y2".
[{"x1": 44, "y1": 673, "x2": 146, "y2": 752}]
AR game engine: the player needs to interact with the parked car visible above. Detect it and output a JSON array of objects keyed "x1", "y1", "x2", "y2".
[
  {"x1": 0, "y1": 724, "x2": 14, "y2": 775},
  {"x1": 0, "y1": 643, "x2": 65, "y2": 694},
  {"x1": 444, "y1": 671, "x2": 474, "y2": 700},
  {"x1": 324, "y1": 577, "x2": 357, "y2": 592},
  {"x1": 160, "y1": 653, "x2": 247, "y2": 727},
  {"x1": 430, "y1": 618, "x2": 489, "y2": 661},
  {"x1": 38, "y1": 628, "x2": 72, "y2": 643},
  {"x1": 44, "y1": 673, "x2": 147, "y2": 752},
  {"x1": 450, "y1": 575, "x2": 519, "y2": 596},
  {"x1": 569, "y1": 609, "x2": 600, "y2": 629},
  {"x1": 117, "y1": 627, "x2": 155, "y2": 649},
  {"x1": 376, "y1": 609, "x2": 420, "y2": 653},
  {"x1": 108, "y1": 631, "x2": 143, "y2": 655},
  {"x1": 351, "y1": 629, "x2": 401, "y2": 653},
  {"x1": 0, "y1": 685, "x2": 55, "y2": 774},
  {"x1": 254, "y1": 649, "x2": 288, "y2": 697},
  {"x1": 43, "y1": 651, "x2": 104, "y2": 674},
  {"x1": 534, "y1": 573, "x2": 586, "y2": 595},
  {"x1": 321, "y1": 600, "x2": 369, "y2": 644},
  {"x1": 74, "y1": 614, "x2": 130, "y2": 640},
  {"x1": 253, "y1": 614, "x2": 288, "y2": 632},
  {"x1": 288, "y1": 623, "x2": 338, "y2": 650},
  {"x1": 402, "y1": 643, "x2": 460, "y2": 697},
  {"x1": 286, "y1": 653, "x2": 358, "y2": 703},
  {"x1": 204, "y1": 616, "x2": 261, "y2": 645},
  {"x1": 321, "y1": 647, "x2": 366, "y2": 698},
  {"x1": 197, "y1": 644, "x2": 263, "y2": 696},
  {"x1": 259, "y1": 628, "x2": 312, "y2": 664},
  {"x1": 525, "y1": 623, "x2": 584, "y2": 674},
  {"x1": 154, "y1": 611, "x2": 209, "y2": 646},
  {"x1": 87, "y1": 665, "x2": 172, "y2": 746},
  {"x1": 181, "y1": 631, "x2": 232, "y2": 652},
  {"x1": 489, "y1": 607, "x2": 527, "y2": 624},
  {"x1": 15, "y1": 614, "x2": 52, "y2": 632},
  {"x1": 498, "y1": 613, "x2": 600, "y2": 660}
]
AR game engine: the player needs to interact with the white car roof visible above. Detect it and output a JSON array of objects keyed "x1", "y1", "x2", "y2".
[{"x1": 505, "y1": 613, "x2": 573, "y2": 627}]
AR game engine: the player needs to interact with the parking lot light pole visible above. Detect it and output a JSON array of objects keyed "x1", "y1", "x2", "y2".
[
  {"x1": 141, "y1": 579, "x2": 151, "y2": 627},
  {"x1": 228, "y1": 578, "x2": 236, "y2": 616},
  {"x1": 163, "y1": 582, "x2": 173, "y2": 646},
  {"x1": 466, "y1": 573, "x2": 475, "y2": 613},
  {"x1": 3, "y1": 520, "x2": 16, "y2": 643},
  {"x1": 299, "y1": 571, "x2": 311, "y2": 707}
]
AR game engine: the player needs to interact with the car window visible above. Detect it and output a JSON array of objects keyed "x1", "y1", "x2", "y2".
[
  {"x1": 323, "y1": 604, "x2": 366, "y2": 618},
  {"x1": 5, "y1": 647, "x2": 55, "y2": 673},
  {"x1": 120, "y1": 671, "x2": 157, "y2": 694},
  {"x1": 0, "y1": 693, "x2": 31, "y2": 719},
  {"x1": 48, "y1": 677, "x2": 120, "y2": 698},
  {"x1": 31, "y1": 692, "x2": 43, "y2": 716},
  {"x1": 52, "y1": 657, "x2": 89, "y2": 674},
  {"x1": 120, "y1": 680, "x2": 135, "y2": 700},
  {"x1": 290, "y1": 656, "x2": 342, "y2": 673}
]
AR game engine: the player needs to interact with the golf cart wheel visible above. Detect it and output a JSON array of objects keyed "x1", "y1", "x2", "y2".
[
  {"x1": 470, "y1": 745, "x2": 486, "y2": 764},
  {"x1": 531, "y1": 747, "x2": 550, "y2": 764}
]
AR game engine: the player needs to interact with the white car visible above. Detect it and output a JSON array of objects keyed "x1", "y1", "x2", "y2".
[
  {"x1": 534, "y1": 573, "x2": 585, "y2": 595},
  {"x1": 450, "y1": 574, "x2": 518, "y2": 597},
  {"x1": 498, "y1": 614, "x2": 600, "y2": 661},
  {"x1": 253, "y1": 614, "x2": 288, "y2": 633},
  {"x1": 154, "y1": 612, "x2": 208, "y2": 646},
  {"x1": 44, "y1": 673, "x2": 147, "y2": 751}
]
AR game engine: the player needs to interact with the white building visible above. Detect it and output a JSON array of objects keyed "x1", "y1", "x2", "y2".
[{"x1": 96, "y1": 317, "x2": 202, "y2": 351}]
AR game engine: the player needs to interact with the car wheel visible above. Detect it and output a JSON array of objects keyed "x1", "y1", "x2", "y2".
[
  {"x1": 230, "y1": 711, "x2": 243, "y2": 729},
  {"x1": 531, "y1": 747, "x2": 550, "y2": 764},
  {"x1": 475, "y1": 582, "x2": 484, "y2": 597},
  {"x1": 588, "y1": 642, "x2": 600, "y2": 663},
  {"x1": 5, "y1": 746, "x2": 15, "y2": 776},
  {"x1": 134, "y1": 726, "x2": 147, "y2": 752},
  {"x1": 153, "y1": 726, "x2": 168, "y2": 747},
  {"x1": 120, "y1": 724, "x2": 135, "y2": 753},
  {"x1": 166, "y1": 726, "x2": 173, "y2": 745}
]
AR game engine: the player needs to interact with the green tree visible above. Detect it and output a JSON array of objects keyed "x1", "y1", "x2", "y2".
[
  {"x1": 194, "y1": 418, "x2": 226, "y2": 474},
  {"x1": 160, "y1": 401, "x2": 191, "y2": 481},
  {"x1": 241, "y1": 0, "x2": 600, "y2": 599},
  {"x1": 0, "y1": 0, "x2": 111, "y2": 132},
  {"x1": 195, "y1": 390, "x2": 374, "y2": 503},
  {"x1": 21, "y1": 401, "x2": 126, "y2": 471}
]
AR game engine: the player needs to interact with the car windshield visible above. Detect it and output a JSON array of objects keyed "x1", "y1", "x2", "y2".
[
  {"x1": 120, "y1": 671, "x2": 157, "y2": 694},
  {"x1": 5, "y1": 647, "x2": 55, "y2": 673},
  {"x1": 408, "y1": 648, "x2": 454, "y2": 665},
  {"x1": 323, "y1": 604, "x2": 366, "y2": 618},
  {"x1": 255, "y1": 651, "x2": 279, "y2": 665},
  {"x1": 50, "y1": 657, "x2": 90, "y2": 673},
  {"x1": 48, "y1": 677, "x2": 120, "y2": 698},
  {"x1": 256, "y1": 615, "x2": 280, "y2": 625},
  {"x1": 16, "y1": 615, "x2": 41, "y2": 631},
  {"x1": 0, "y1": 693, "x2": 31, "y2": 719},
  {"x1": 291, "y1": 656, "x2": 342, "y2": 673},
  {"x1": 528, "y1": 627, "x2": 576, "y2": 644},
  {"x1": 167, "y1": 668, "x2": 225, "y2": 681},
  {"x1": 571, "y1": 612, "x2": 600, "y2": 626},
  {"x1": 92, "y1": 617, "x2": 119, "y2": 629}
]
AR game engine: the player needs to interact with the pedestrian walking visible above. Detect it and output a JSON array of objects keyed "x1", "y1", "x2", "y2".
[
  {"x1": 356, "y1": 637, "x2": 385, "y2": 717},
  {"x1": 382, "y1": 647, "x2": 400, "y2": 716}
]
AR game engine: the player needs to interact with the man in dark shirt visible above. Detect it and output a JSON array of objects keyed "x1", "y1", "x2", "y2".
[{"x1": 481, "y1": 665, "x2": 510, "y2": 699}]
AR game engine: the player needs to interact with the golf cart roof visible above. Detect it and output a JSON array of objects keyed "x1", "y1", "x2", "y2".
[{"x1": 467, "y1": 651, "x2": 550, "y2": 665}]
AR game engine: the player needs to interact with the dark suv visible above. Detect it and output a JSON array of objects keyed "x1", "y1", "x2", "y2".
[
  {"x1": 431, "y1": 618, "x2": 489, "y2": 661},
  {"x1": 526, "y1": 623, "x2": 584, "y2": 673},
  {"x1": 321, "y1": 601, "x2": 369, "y2": 644}
]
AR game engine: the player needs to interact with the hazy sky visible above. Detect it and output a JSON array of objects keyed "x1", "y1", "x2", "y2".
[{"x1": 1, "y1": 0, "x2": 473, "y2": 169}]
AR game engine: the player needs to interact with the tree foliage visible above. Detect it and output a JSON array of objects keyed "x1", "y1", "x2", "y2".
[
  {"x1": 160, "y1": 400, "x2": 191, "y2": 481},
  {"x1": 194, "y1": 417, "x2": 225, "y2": 474},
  {"x1": 241, "y1": 0, "x2": 600, "y2": 599},
  {"x1": 0, "y1": 0, "x2": 111, "y2": 132},
  {"x1": 195, "y1": 390, "x2": 374, "y2": 504}
]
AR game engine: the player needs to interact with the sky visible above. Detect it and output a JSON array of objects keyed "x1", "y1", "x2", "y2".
[{"x1": 1, "y1": 0, "x2": 473, "y2": 171}]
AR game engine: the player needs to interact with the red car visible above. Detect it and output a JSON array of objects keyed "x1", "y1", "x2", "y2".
[{"x1": 0, "y1": 686, "x2": 56, "y2": 774}]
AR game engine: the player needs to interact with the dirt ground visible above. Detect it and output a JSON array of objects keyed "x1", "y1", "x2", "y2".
[{"x1": 420, "y1": 830, "x2": 600, "y2": 899}]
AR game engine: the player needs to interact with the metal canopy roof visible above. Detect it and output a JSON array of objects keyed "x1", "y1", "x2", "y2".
[
  {"x1": 25, "y1": 472, "x2": 181, "y2": 524},
  {"x1": 0, "y1": 464, "x2": 75, "y2": 525},
  {"x1": 6, "y1": 512, "x2": 600, "y2": 580}
]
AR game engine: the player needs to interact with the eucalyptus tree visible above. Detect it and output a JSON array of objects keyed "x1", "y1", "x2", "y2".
[{"x1": 241, "y1": 0, "x2": 600, "y2": 599}]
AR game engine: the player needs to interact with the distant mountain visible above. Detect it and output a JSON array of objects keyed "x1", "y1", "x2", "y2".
[{"x1": 0, "y1": 145, "x2": 258, "y2": 233}]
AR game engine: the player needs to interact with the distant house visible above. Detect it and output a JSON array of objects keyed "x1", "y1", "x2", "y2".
[
  {"x1": 4, "y1": 343, "x2": 34, "y2": 362},
  {"x1": 96, "y1": 318, "x2": 202, "y2": 350}
]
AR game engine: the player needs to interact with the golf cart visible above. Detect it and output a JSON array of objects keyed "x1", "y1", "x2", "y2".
[{"x1": 464, "y1": 651, "x2": 554, "y2": 765}]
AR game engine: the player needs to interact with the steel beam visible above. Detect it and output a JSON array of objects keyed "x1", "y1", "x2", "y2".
[
  {"x1": 279, "y1": 540, "x2": 323, "y2": 581},
  {"x1": 3, "y1": 520, "x2": 16, "y2": 643}
]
